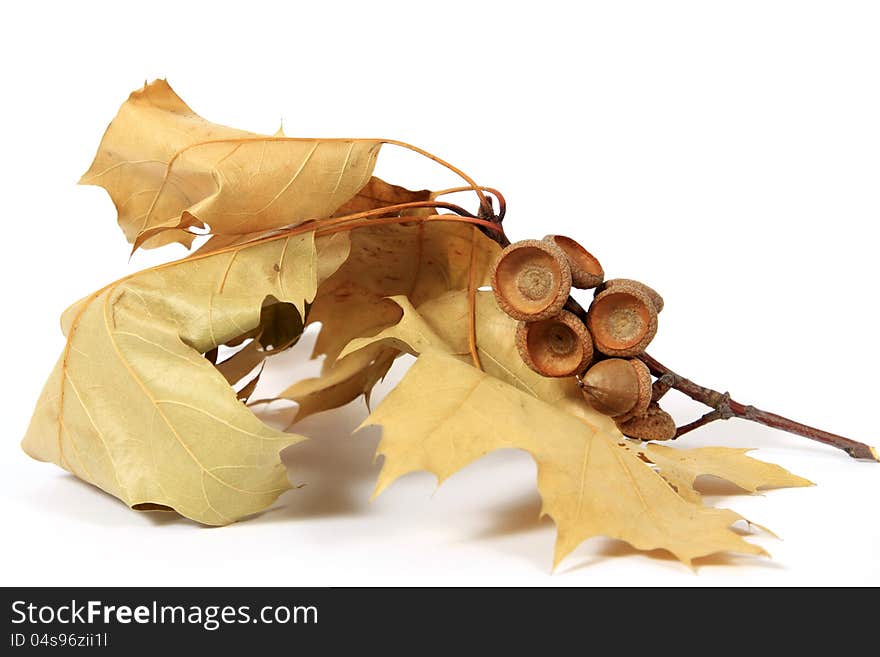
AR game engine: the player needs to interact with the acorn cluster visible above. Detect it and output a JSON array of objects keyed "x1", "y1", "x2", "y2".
[{"x1": 491, "y1": 236, "x2": 676, "y2": 442}]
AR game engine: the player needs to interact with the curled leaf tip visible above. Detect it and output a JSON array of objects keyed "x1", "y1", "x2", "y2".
[{"x1": 746, "y1": 520, "x2": 780, "y2": 540}]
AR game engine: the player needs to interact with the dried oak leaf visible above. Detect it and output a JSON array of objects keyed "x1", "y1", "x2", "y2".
[
  {"x1": 211, "y1": 299, "x2": 304, "y2": 403},
  {"x1": 363, "y1": 351, "x2": 767, "y2": 567},
  {"x1": 346, "y1": 291, "x2": 810, "y2": 565},
  {"x1": 341, "y1": 290, "x2": 579, "y2": 403},
  {"x1": 280, "y1": 220, "x2": 500, "y2": 423},
  {"x1": 643, "y1": 444, "x2": 813, "y2": 504},
  {"x1": 274, "y1": 344, "x2": 398, "y2": 423},
  {"x1": 270, "y1": 178, "x2": 433, "y2": 421},
  {"x1": 204, "y1": 229, "x2": 349, "y2": 393},
  {"x1": 80, "y1": 79, "x2": 380, "y2": 251},
  {"x1": 332, "y1": 176, "x2": 432, "y2": 218},
  {"x1": 22, "y1": 231, "x2": 330, "y2": 524}
]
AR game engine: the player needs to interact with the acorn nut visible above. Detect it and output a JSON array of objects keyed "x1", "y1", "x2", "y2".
[
  {"x1": 516, "y1": 310, "x2": 594, "y2": 378},
  {"x1": 598, "y1": 278, "x2": 664, "y2": 313},
  {"x1": 587, "y1": 282, "x2": 658, "y2": 357},
  {"x1": 579, "y1": 358, "x2": 652, "y2": 418},
  {"x1": 492, "y1": 239, "x2": 572, "y2": 322},
  {"x1": 617, "y1": 404, "x2": 677, "y2": 442},
  {"x1": 543, "y1": 235, "x2": 604, "y2": 289}
]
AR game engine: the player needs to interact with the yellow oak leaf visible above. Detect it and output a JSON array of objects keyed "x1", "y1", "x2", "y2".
[
  {"x1": 276, "y1": 344, "x2": 397, "y2": 425},
  {"x1": 215, "y1": 335, "x2": 267, "y2": 386},
  {"x1": 240, "y1": 177, "x2": 482, "y2": 423},
  {"x1": 345, "y1": 291, "x2": 811, "y2": 557},
  {"x1": 340, "y1": 295, "x2": 455, "y2": 359},
  {"x1": 80, "y1": 80, "x2": 380, "y2": 250},
  {"x1": 310, "y1": 223, "x2": 500, "y2": 366},
  {"x1": 199, "y1": 231, "x2": 348, "y2": 394},
  {"x1": 211, "y1": 299, "x2": 304, "y2": 394},
  {"x1": 341, "y1": 290, "x2": 584, "y2": 406},
  {"x1": 191, "y1": 177, "x2": 409, "y2": 257},
  {"x1": 22, "y1": 231, "x2": 325, "y2": 524},
  {"x1": 332, "y1": 176, "x2": 432, "y2": 217},
  {"x1": 644, "y1": 444, "x2": 814, "y2": 504},
  {"x1": 188, "y1": 227, "x2": 355, "y2": 397},
  {"x1": 274, "y1": 222, "x2": 499, "y2": 423},
  {"x1": 363, "y1": 352, "x2": 766, "y2": 567}
]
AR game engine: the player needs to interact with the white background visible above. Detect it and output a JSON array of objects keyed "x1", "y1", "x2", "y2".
[{"x1": 1, "y1": 1, "x2": 878, "y2": 586}]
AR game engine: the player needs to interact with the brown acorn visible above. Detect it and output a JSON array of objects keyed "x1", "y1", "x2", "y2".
[
  {"x1": 492, "y1": 239, "x2": 572, "y2": 321},
  {"x1": 579, "y1": 358, "x2": 652, "y2": 418},
  {"x1": 587, "y1": 282, "x2": 658, "y2": 357},
  {"x1": 516, "y1": 310, "x2": 593, "y2": 378},
  {"x1": 617, "y1": 404, "x2": 677, "y2": 442},
  {"x1": 598, "y1": 278, "x2": 664, "y2": 313},
  {"x1": 543, "y1": 235, "x2": 604, "y2": 289}
]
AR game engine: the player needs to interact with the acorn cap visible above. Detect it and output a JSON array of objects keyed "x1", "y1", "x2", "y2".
[
  {"x1": 617, "y1": 404, "x2": 677, "y2": 442},
  {"x1": 587, "y1": 283, "x2": 658, "y2": 357},
  {"x1": 515, "y1": 310, "x2": 593, "y2": 378},
  {"x1": 543, "y1": 235, "x2": 604, "y2": 289},
  {"x1": 492, "y1": 239, "x2": 572, "y2": 322},
  {"x1": 598, "y1": 278, "x2": 664, "y2": 313},
  {"x1": 579, "y1": 358, "x2": 649, "y2": 417},
  {"x1": 613, "y1": 359, "x2": 653, "y2": 423}
]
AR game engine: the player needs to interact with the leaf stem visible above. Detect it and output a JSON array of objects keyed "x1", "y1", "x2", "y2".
[
  {"x1": 432, "y1": 186, "x2": 507, "y2": 221},
  {"x1": 381, "y1": 139, "x2": 494, "y2": 219},
  {"x1": 467, "y1": 228, "x2": 484, "y2": 371},
  {"x1": 313, "y1": 214, "x2": 504, "y2": 239}
]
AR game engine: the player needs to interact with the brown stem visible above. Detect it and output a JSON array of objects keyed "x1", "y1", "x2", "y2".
[
  {"x1": 433, "y1": 186, "x2": 507, "y2": 221},
  {"x1": 467, "y1": 228, "x2": 484, "y2": 372},
  {"x1": 474, "y1": 194, "x2": 510, "y2": 248},
  {"x1": 651, "y1": 374, "x2": 675, "y2": 402},
  {"x1": 314, "y1": 214, "x2": 503, "y2": 239},
  {"x1": 674, "y1": 409, "x2": 723, "y2": 438},
  {"x1": 637, "y1": 352, "x2": 879, "y2": 462}
]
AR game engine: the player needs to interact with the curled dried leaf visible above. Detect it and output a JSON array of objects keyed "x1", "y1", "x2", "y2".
[
  {"x1": 23, "y1": 232, "x2": 321, "y2": 524},
  {"x1": 80, "y1": 79, "x2": 381, "y2": 251}
]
